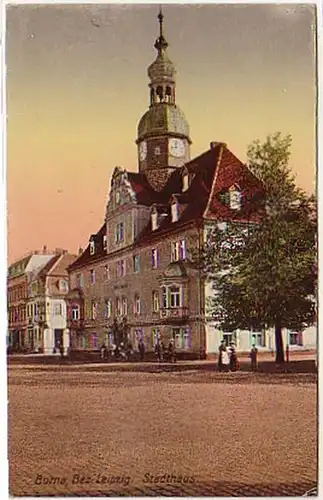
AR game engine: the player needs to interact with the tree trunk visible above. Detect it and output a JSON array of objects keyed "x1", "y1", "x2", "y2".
[{"x1": 274, "y1": 321, "x2": 285, "y2": 363}]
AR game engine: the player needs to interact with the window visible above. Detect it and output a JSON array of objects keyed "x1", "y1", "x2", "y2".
[
  {"x1": 115, "y1": 222, "x2": 124, "y2": 243},
  {"x1": 54, "y1": 303, "x2": 62, "y2": 316},
  {"x1": 134, "y1": 328, "x2": 143, "y2": 342},
  {"x1": 116, "y1": 297, "x2": 122, "y2": 317},
  {"x1": 152, "y1": 328, "x2": 160, "y2": 346},
  {"x1": 222, "y1": 332, "x2": 236, "y2": 346},
  {"x1": 90, "y1": 240, "x2": 95, "y2": 255},
  {"x1": 91, "y1": 333, "x2": 98, "y2": 349},
  {"x1": 90, "y1": 269, "x2": 95, "y2": 285},
  {"x1": 116, "y1": 260, "x2": 126, "y2": 277},
  {"x1": 134, "y1": 294, "x2": 141, "y2": 315},
  {"x1": 171, "y1": 201, "x2": 179, "y2": 222},
  {"x1": 289, "y1": 332, "x2": 303, "y2": 346},
  {"x1": 169, "y1": 285, "x2": 181, "y2": 308},
  {"x1": 71, "y1": 305, "x2": 80, "y2": 320},
  {"x1": 229, "y1": 186, "x2": 241, "y2": 210},
  {"x1": 133, "y1": 255, "x2": 140, "y2": 273},
  {"x1": 179, "y1": 239, "x2": 186, "y2": 260},
  {"x1": 251, "y1": 332, "x2": 265, "y2": 347},
  {"x1": 182, "y1": 174, "x2": 189, "y2": 192},
  {"x1": 59, "y1": 280, "x2": 68, "y2": 292},
  {"x1": 152, "y1": 248, "x2": 158, "y2": 269},
  {"x1": 105, "y1": 332, "x2": 114, "y2": 348},
  {"x1": 103, "y1": 235, "x2": 107, "y2": 251},
  {"x1": 162, "y1": 287, "x2": 168, "y2": 308},
  {"x1": 152, "y1": 291, "x2": 159, "y2": 312},
  {"x1": 173, "y1": 327, "x2": 190, "y2": 350},
  {"x1": 76, "y1": 273, "x2": 84, "y2": 288},
  {"x1": 91, "y1": 301, "x2": 97, "y2": 320},
  {"x1": 105, "y1": 299, "x2": 112, "y2": 319},
  {"x1": 151, "y1": 210, "x2": 158, "y2": 231},
  {"x1": 104, "y1": 265, "x2": 110, "y2": 281},
  {"x1": 171, "y1": 240, "x2": 186, "y2": 262},
  {"x1": 171, "y1": 242, "x2": 179, "y2": 262},
  {"x1": 122, "y1": 297, "x2": 128, "y2": 316}
]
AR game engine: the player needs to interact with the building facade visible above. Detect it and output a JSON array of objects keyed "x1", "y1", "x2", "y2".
[
  {"x1": 67, "y1": 10, "x2": 316, "y2": 357},
  {"x1": 7, "y1": 249, "x2": 76, "y2": 354}
]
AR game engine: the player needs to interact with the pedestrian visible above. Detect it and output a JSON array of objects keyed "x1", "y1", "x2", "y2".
[
  {"x1": 228, "y1": 341, "x2": 238, "y2": 372},
  {"x1": 160, "y1": 341, "x2": 165, "y2": 362},
  {"x1": 250, "y1": 344, "x2": 258, "y2": 371},
  {"x1": 168, "y1": 340, "x2": 174, "y2": 363},
  {"x1": 218, "y1": 340, "x2": 226, "y2": 372},
  {"x1": 100, "y1": 342, "x2": 106, "y2": 360},
  {"x1": 221, "y1": 345, "x2": 230, "y2": 372},
  {"x1": 138, "y1": 339, "x2": 145, "y2": 362},
  {"x1": 155, "y1": 340, "x2": 161, "y2": 362}
]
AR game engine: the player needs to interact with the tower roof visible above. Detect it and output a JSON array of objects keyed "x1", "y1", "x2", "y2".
[
  {"x1": 137, "y1": 104, "x2": 191, "y2": 143},
  {"x1": 147, "y1": 7, "x2": 176, "y2": 84}
]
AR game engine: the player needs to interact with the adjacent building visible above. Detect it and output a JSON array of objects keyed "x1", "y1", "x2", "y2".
[
  {"x1": 66, "y1": 11, "x2": 317, "y2": 357},
  {"x1": 8, "y1": 249, "x2": 77, "y2": 354}
]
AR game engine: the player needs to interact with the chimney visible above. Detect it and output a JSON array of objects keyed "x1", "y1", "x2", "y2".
[
  {"x1": 43, "y1": 245, "x2": 47, "y2": 254},
  {"x1": 78, "y1": 247, "x2": 83, "y2": 255},
  {"x1": 210, "y1": 141, "x2": 227, "y2": 149}
]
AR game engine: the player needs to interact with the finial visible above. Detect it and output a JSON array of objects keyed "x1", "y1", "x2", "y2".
[
  {"x1": 158, "y1": 6, "x2": 164, "y2": 38},
  {"x1": 154, "y1": 6, "x2": 168, "y2": 54}
]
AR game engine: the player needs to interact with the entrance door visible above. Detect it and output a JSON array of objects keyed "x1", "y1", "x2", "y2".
[{"x1": 54, "y1": 329, "x2": 63, "y2": 350}]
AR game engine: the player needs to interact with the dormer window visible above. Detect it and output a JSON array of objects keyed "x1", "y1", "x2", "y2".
[
  {"x1": 89, "y1": 240, "x2": 95, "y2": 255},
  {"x1": 182, "y1": 174, "x2": 189, "y2": 192},
  {"x1": 229, "y1": 185, "x2": 241, "y2": 210},
  {"x1": 171, "y1": 198, "x2": 179, "y2": 223},
  {"x1": 103, "y1": 234, "x2": 107, "y2": 251},
  {"x1": 115, "y1": 190, "x2": 121, "y2": 205},
  {"x1": 151, "y1": 206, "x2": 158, "y2": 231}
]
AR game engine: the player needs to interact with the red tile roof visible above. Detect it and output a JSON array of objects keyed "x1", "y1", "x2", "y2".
[{"x1": 68, "y1": 143, "x2": 264, "y2": 270}]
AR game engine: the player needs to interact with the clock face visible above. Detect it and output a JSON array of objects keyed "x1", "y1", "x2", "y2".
[
  {"x1": 169, "y1": 138, "x2": 185, "y2": 158},
  {"x1": 139, "y1": 141, "x2": 147, "y2": 161}
]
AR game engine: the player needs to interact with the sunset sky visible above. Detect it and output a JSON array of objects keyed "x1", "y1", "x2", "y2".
[{"x1": 6, "y1": 3, "x2": 317, "y2": 264}]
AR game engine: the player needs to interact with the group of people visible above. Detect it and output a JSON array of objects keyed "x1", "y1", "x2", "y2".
[
  {"x1": 99, "y1": 338, "x2": 176, "y2": 363},
  {"x1": 100, "y1": 341, "x2": 134, "y2": 362},
  {"x1": 218, "y1": 340, "x2": 258, "y2": 372},
  {"x1": 154, "y1": 339, "x2": 176, "y2": 363},
  {"x1": 218, "y1": 340, "x2": 238, "y2": 372}
]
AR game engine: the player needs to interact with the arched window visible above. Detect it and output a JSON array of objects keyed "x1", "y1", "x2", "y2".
[
  {"x1": 156, "y1": 85, "x2": 163, "y2": 102},
  {"x1": 134, "y1": 294, "x2": 141, "y2": 315}
]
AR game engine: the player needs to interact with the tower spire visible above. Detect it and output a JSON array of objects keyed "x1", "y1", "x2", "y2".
[{"x1": 154, "y1": 6, "x2": 168, "y2": 54}]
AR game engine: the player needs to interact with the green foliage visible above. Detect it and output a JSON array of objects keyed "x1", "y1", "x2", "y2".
[{"x1": 199, "y1": 133, "x2": 317, "y2": 360}]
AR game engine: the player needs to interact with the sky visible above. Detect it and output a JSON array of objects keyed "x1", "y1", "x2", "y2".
[{"x1": 6, "y1": 3, "x2": 317, "y2": 264}]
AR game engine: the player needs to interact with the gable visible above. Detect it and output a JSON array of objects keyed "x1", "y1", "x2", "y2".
[
  {"x1": 204, "y1": 147, "x2": 264, "y2": 221},
  {"x1": 106, "y1": 167, "x2": 138, "y2": 216}
]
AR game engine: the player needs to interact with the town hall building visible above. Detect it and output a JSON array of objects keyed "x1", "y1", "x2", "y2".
[{"x1": 66, "y1": 10, "x2": 316, "y2": 357}]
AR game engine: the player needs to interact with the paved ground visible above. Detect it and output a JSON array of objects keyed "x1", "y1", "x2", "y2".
[{"x1": 8, "y1": 366, "x2": 317, "y2": 496}]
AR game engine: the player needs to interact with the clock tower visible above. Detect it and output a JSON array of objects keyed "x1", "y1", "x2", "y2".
[{"x1": 136, "y1": 8, "x2": 192, "y2": 191}]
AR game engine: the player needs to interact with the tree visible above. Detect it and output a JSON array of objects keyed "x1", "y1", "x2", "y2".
[{"x1": 200, "y1": 133, "x2": 317, "y2": 363}]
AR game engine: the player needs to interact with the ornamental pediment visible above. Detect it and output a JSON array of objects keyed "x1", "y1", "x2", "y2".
[
  {"x1": 162, "y1": 261, "x2": 188, "y2": 279},
  {"x1": 106, "y1": 167, "x2": 137, "y2": 217}
]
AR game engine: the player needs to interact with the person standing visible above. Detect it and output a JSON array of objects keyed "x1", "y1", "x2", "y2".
[
  {"x1": 100, "y1": 343, "x2": 106, "y2": 360},
  {"x1": 218, "y1": 340, "x2": 226, "y2": 372},
  {"x1": 229, "y1": 341, "x2": 238, "y2": 372},
  {"x1": 168, "y1": 340, "x2": 175, "y2": 363},
  {"x1": 221, "y1": 345, "x2": 230, "y2": 372},
  {"x1": 250, "y1": 344, "x2": 258, "y2": 371},
  {"x1": 138, "y1": 339, "x2": 145, "y2": 362}
]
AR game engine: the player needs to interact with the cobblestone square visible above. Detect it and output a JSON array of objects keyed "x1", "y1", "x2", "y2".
[{"x1": 8, "y1": 366, "x2": 317, "y2": 496}]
